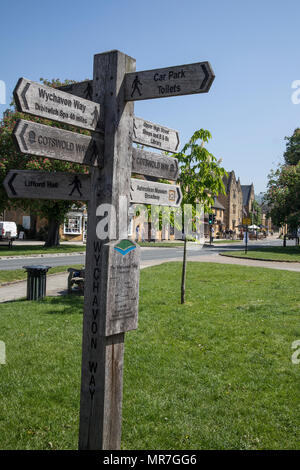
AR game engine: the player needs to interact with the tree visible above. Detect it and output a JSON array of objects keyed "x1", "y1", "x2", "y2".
[
  {"x1": 265, "y1": 162, "x2": 300, "y2": 230},
  {"x1": 175, "y1": 129, "x2": 227, "y2": 226},
  {"x1": 173, "y1": 129, "x2": 227, "y2": 303},
  {"x1": 251, "y1": 199, "x2": 262, "y2": 226},
  {"x1": 0, "y1": 79, "x2": 89, "y2": 246},
  {"x1": 283, "y1": 129, "x2": 300, "y2": 165}
]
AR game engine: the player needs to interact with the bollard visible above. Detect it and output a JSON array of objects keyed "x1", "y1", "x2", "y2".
[{"x1": 23, "y1": 265, "x2": 51, "y2": 300}]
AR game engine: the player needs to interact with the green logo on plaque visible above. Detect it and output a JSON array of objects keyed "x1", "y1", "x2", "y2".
[{"x1": 114, "y1": 239, "x2": 136, "y2": 256}]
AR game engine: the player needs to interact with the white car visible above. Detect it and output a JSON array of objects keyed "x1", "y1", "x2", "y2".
[{"x1": 0, "y1": 221, "x2": 17, "y2": 247}]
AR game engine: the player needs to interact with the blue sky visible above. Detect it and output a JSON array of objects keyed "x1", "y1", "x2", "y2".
[{"x1": 1, "y1": 0, "x2": 300, "y2": 194}]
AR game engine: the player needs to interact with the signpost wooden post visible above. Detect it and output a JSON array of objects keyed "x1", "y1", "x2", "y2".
[
  {"x1": 78, "y1": 50, "x2": 137, "y2": 450},
  {"x1": 4, "y1": 50, "x2": 215, "y2": 451}
]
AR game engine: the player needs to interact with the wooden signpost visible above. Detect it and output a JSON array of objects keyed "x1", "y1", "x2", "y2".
[
  {"x1": 5, "y1": 50, "x2": 215, "y2": 451},
  {"x1": 132, "y1": 147, "x2": 179, "y2": 180},
  {"x1": 125, "y1": 61, "x2": 215, "y2": 101},
  {"x1": 14, "y1": 78, "x2": 100, "y2": 131},
  {"x1": 133, "y1": 116, "x2": 180, "y2": 152},
  {"x1": 3, "y1": 170, "x2": 91, "y2": 201},
  {"x1": 130, "y1": 178, "x2": 182, "y2": 207},
  {"x1": 13, "y1": 119, "x2": 102, "y2": 166}
]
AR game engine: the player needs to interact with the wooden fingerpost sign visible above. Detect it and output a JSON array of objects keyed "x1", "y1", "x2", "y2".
[
  {"x1": 78, "y1": 51, "x2": 138, "y2": 450},
  {"x1": 5, "y1": 50, "x2": 214, "y2": 451}
]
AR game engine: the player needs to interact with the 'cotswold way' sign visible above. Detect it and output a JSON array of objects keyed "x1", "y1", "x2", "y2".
[
  {"x1": 131, "y1": 147, "x2": 179, "y2": 181},
  {"x1": 13, "y1": 119, "x2": 101, "y2": 166},
  {"x1": 5, "y1": 50, "x2": 214, "y2": 451}
]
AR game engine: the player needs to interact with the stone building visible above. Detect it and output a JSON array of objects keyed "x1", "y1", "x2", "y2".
[
  {"x1": 241, "y1": 184, "x2": 255, "y2": 218},
  {"x1": 217, "y1": 170, "x2": 244, "y2": 234}
]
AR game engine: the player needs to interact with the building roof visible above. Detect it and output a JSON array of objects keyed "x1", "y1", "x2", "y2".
[
  {"x1": 241, "y1": 184, "x2": 253, "y2": 206},
  {"x1": 213, "y1": 199, "x2": 225, "y2": 210}
]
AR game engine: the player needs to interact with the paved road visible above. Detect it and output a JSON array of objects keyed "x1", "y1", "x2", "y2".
[
  {"x1": 0, "y1": 238, "x2": 294, "y2": 271},
  {"x1": 1, "y1": 237, "x2": 299, "y2": 302},
  {"x1": 0, "y1": 239, "x2": 294, "y2": 270}
]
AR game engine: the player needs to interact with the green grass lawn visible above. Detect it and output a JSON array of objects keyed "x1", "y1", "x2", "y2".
[
  {"x1": 0, "y1": 244, "x2": 85, "y2": 257},
  {"x1": 221, "y1": 245, "x2": 300, "y2": 262},
  {"x1": 213, "y1": 239, "x2": 242, "y2": 244},
  {"x1": 138, "y1": 241, "x2": 184, "y2": 247},
  {"x1": 0, "y1": 262, "x2": 299, "y2": 449},
  {"x1": 0, "y1": 265, "x2": 84, "y2": 286}
]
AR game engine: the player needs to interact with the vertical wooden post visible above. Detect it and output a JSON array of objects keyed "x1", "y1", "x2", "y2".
[
  {"x1": 78, "y1": 50, "x2": 135, "y2": 450},
  {"x1": 181, "y1": 236, "x2": 187, "y2": 304}
]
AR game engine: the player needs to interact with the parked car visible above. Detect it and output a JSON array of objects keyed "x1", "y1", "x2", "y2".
[{"x1": 0, "y1": 221, "x2": 17, "y2": 247}]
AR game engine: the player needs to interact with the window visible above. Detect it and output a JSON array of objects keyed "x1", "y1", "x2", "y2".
[
  {"x1": 83, "y1": 216, "x2": 88, "y2": 242},
  {"x1": 64, "y1": 215, "x2": 82, "y2": 235}
]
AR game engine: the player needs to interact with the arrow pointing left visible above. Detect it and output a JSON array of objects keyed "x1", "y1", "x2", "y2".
[
  {"x1": 7, "y1": 173, "x2": 17, "y2": 196},
  {"x1": 4, "y1": 170, "x2": 91, "y2": 201}
]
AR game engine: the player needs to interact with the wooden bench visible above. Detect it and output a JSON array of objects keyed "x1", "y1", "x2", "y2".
[{"x1": 67, "y1": 267, "x2": 85, "y2": 294}]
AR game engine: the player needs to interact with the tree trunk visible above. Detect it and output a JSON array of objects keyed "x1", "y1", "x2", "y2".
[
  {"x1": 181, "y1": 236, "x2": 187, "y2": 304},
  {"x1": 44, "y1": 218, "x2": 60, "y2": 247},
  {"x1": 30, "y1": 212, "x2": 37, "y2": 239}
]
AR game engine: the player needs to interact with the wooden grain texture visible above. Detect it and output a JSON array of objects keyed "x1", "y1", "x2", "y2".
[
  {"x1": 130, "y1": 177, "x2": 182, "y2": 206},
  {"x1": 3, "y1": 170, "x2": 91, "y2": 201},
  {"x1": 125, "y1": 61, "x2": 215, "y2": 101},
  {"x1": 13, "y1": 119, "x2": 102, "y2": 166},
  {"x1": 78, "y1": 50, "x2": 137, "y2": 451},
  {"x1": 14, "y1": 78, "x2": 100, "y2": 131},
  {"x1": 132, "y1": 147, "x2": 179, "y2": 180},
  {"x1": 133, "y1": 116, "x2": 180, "y2": 152},
  {"x1": 57, "y1": 80, "x2": 93, "y2": 100}
]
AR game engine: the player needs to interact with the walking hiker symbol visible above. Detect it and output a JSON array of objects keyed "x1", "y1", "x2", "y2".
[
  {"x1": 131, "y1": 75, "x2": 142, "y2": 97},
  {"x1": 69, "y1": 175, "x2": 83, "y2": 197},
  {"x1": 91, "y1": 106, "x2": 99, "y2": 128}
]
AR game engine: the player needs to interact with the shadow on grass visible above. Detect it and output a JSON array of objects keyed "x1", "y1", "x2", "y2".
[
  {"x1": 43, "y1": 295, "x2": 84, "y2": 315},
  {"x1": 1, "y1": 294, "x2": 84, "y2": 315}
]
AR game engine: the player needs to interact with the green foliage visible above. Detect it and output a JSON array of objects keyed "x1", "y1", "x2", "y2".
[
  {"x1": 251, "y1": 199, "x2": 262, "y2": 226},
  {"x1": 175, "y1": 129, "x2": 227, "y2": 212},
  {"x1": 265, "y1": 162, "x2": 300, "y2": 229},
  {"x1": 283, "y1": 129, "x2": 300, "y2": 165}
]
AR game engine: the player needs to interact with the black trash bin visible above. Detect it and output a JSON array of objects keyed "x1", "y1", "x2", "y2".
[{"x1": 23, "y1": 265, "x2": 52, "y2": 300}]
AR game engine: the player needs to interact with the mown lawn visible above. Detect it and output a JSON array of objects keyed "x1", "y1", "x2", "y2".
[
  {"x1": 221, "y1": 245, "x2": 300, "y2": 262},
  {"x1": 0, "y1": 245, "x2": 85, "y2": 257},
  {"x1": 0, "y1": 262, "x2": 299, "y2": 450},
  {"x1": 0, "y1": 265, "x2": 84, "y2": 286}
]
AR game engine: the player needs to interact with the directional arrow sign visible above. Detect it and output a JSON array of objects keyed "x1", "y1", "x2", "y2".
[
  {"x1": 13, "y1": 119, "x2": 102, "y2": 166},
  {"x1": 4, "y1": 170, "x2": 91, "y2": 201},
  {"x1": 125, "y1": 61, "x2": 215, "y2": 101},
  {"x1": 132, "y1": 147, "x2": 179, "y2": 181},
  {"x1": 14, "y1": 78, "x2": 100, "y2": 131},
  {"x1": 133, "y1": 116, "x2": 180, "y2": 153},
  {"x1": 130, "y1": 178, "x2": 182, "y2": 207}
]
